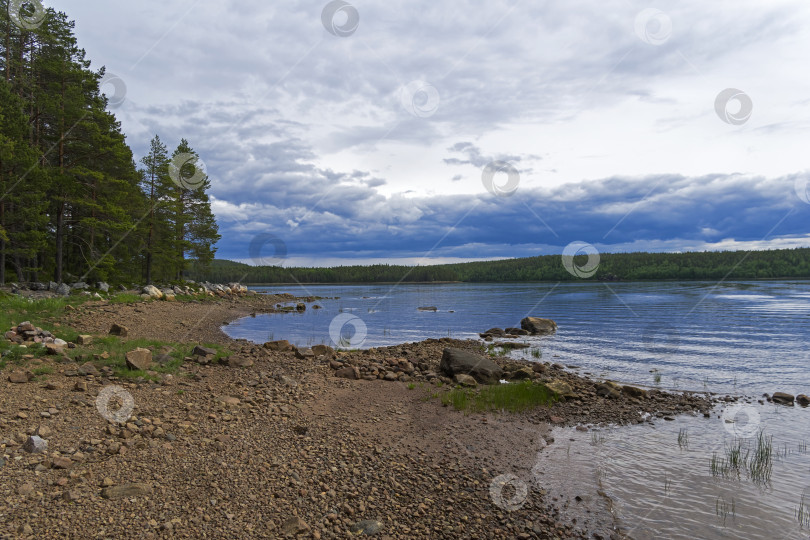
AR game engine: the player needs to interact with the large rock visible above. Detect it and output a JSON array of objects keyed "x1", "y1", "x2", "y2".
[
  {"x1": 8, "y1": 371, "x2": 30, "y2": 384},
  {"x1": 56, "y1": 283, "x2": 71, "y2": 296},
  {"x1": 97, "y1": 282, "x2": 110, "y2": 293},
  {"x1": 453, "y1": 373, "x2": 478, "y2": 387},
  {"x1": 520, "y1": 317, "x2": 557, "y2": 335},
  {"x1": 797, "y1": 394, "x2": 810, "y2": 407},
  {"x1": 70, "y1": 282, "x2": 89, "y2": 290},
  {"x1": 311, "y1": 344, "x2": 334, "y2": 357},
  {"x1": 596, "y1": 382, "x2": 621, "y2": 399},
  {"x1": 439, "y1": 348, "x2": 503, "y2": 384},
  {"x1": 545, "y1": 379, "x2": 575, "y2": 398},
  {"x1": 622, "y1": 385, "x2": 648, "y2": 399},
  {"x1": 109, "y1": 324, "x2": 129, "y2": 337},
  {"x1": 263, "y1": 340, "x2": 292, "y2": 352},
  {"x1": 772, "y1": 392, "x2": 795, "y2": 405},
  {"x1": 101, "y1": 483, "x2": 152, "y2": 499},
  {"x1": 142, "y1": 285, "x2": 163, "y2": 299},
  {"x1": 23, "y1": 435, "x2": 48, "y2": 454},
  {"x1": 192, "y1": 345, "x2": 217, "y2": 357},
  {"x1": 334, "y1": 366, "x2": 359, "y2": 380},
  {"x1": 125, "y1": 348, "x2": 153, "y2": 370}
]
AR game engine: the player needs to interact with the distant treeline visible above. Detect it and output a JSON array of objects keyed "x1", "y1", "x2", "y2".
[{"x1": 186, "y1": 247, "x2": 810, "y2": 284}]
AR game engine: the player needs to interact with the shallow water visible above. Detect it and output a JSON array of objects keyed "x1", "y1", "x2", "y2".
[{"x1": 223, "y1": 281, "x2": 810, "y2": 538}]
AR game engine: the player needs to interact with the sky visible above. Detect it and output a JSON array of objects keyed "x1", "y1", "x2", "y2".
[{"x1": 45, "y1": 0, "x2": 810, "y2": 266}]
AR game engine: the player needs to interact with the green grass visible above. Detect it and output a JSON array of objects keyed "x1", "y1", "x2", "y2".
[
  {"x1": 798, "y1": 494, "x2": 810, "y2": 529},
  {"x1": 440, "y1": 380, "x2": 557, "y2": 413},
  {"x1": 678, "y1": 428, "x2": 689, "y2": 449},
  {"x1": 710, "y1": 431, "x2": 774, "y2": 484},
  {"x1": 107, "y1": 293, "x2": 148, "y2": 304}
]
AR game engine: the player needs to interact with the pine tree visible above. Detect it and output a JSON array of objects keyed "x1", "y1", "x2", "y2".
[{"x1": 139, "y1": 135, "x2": 170, "y2": 284}]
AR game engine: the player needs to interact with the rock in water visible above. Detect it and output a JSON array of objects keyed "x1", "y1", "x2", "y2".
[
  {"x1": 520, "y1": 317, "x2": 557, "y2": 335},
  {"x1": 440, "y1": 348, "x2": 503, "y2": 384},
  {"x1": 125, "y1": 348, "x2": 153, "y2": 370},
  {"x1": 772, "y1": 392, "x2": 795, "y2": 405},
  {"x1": 797, "y1": 394, "x2": 810, "y2": 407}
]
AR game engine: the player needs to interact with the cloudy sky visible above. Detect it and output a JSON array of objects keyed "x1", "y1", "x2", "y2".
[{"x1": 48, "y1": 0, "x2": 810, "y2": 266}]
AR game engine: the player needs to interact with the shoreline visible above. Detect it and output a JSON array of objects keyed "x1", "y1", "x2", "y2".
[{"x1": 0, "y1": 292, "x2": 719, "y2": 538}]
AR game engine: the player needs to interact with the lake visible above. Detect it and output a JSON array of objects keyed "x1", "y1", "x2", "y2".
[{"x1": 222, "y1": 280, "x2": 810, "y2": 539}]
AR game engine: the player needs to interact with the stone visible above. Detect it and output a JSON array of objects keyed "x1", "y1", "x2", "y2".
[
  {"x1": 596, "y1": 382, "x2": 621, "y2": 399},
  {"x1": 294, "y1": 347, "x2": 315, "y2": 359},
  {"x1": 109, "y1": 323, "x2": 129, "y2": 337},
  {"x1": 334, "y1": 366, "x2": 359, "y2": 380},
  {"x1": 126, "y1": 348, "x2": 153, "y2": 370},
  {"x1": 507, "y1": 367, "x2": 535, "y2": 380},
  {"x1": 101, "y1": 482, "x2": 152, "y2": 499},
  {"x1": 76, "y1": 335, "x2": 93, "y2": 346},
  {"x1": 8, "y1": 371, "x2": 30, "y2": 383},
  {"x1": 44, "y1": 343, "x2": 64, "y2": 355},
  {"x1": 228, "y1": 356, "x2": 254, "y2": 368},
  {"x1": 439, "y1": 348, "x2": 503, "y2": 384},
  {"x1": 545, "y1": 379, "x2": 575, "y2": 398},
  {"x1": 78, "y1": 362, "x2": 99, "y2": 376},
  {"x1": 142, "y1": 285, "x2": 163, "y2": 299},
  {"x1": 35, "y1": 425, "x2": 53, "y2": 438},
  {"x1": 349, "y1": 520, "x2": 384, "y2": 535},
  {"x1": 23, "y1": 435, "x2": 48, "y2": 454},
  {"x1": 797, "y1": 394, "x2": 810, "y2": 407},
  {"x1": 453, "y1": 373, "x2": 478, "y2": 387},
  {"x1": 622, "y1": 385, "x2": 648, "y2": 399},
  {"x1": 52, "y1": 456, "x2": 72, "y2": 469},
  {"x1": 18, "y1": 484, "x2": 35, "y2": 497},
  {"x1": 263, "y1": 340, "x2": 292, "y2": 352},
  {"x1": 71, "y1": 282, "x2": 89, "y2": 290},
  {"x1": 311, "y1": 344, "x2": 334, "y2": 357},
  {"x1": 505, "y1": 327, "x2": 530, "y2": 336},
  {"x1": 772, "y1": 392, "x2": 795, "y2": 405},
  {"x1": 192, "y1": 345, "x2": 217, "y2": 357},
  {"x1": 295, "y1": 303, "x2": 306, "y2": 312},
  {"x1": 97, "y1": 282, "x2": 110, "y2": 293},
  {"x1": 520, "y1": 317, "x2": 558, "y2": 335},
  {"x1": 56, "y1": 283, "x2": 71, "y2": 296},
  {"x1": 281, "y1": 516, "x2": 309, "y2": 536},
  {"x1": 73, "y1": 381, "x2": 88, "y2": 392}
]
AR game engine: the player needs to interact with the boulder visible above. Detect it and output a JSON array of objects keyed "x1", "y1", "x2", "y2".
[
  {"x1": 439, "y1": 348, "x2": 503, "y2": 384},
  {"x1": 545, "y1": 379, "x2": 575, "y2": 398},
  {"x1": 44, "y1": 344, "x2": 64, "y2": 355},
  {"x1": 334, "y1": 366, "x2": 359, "y2": 380},
  {"x1": 311, "y1": 344, "x2": 334, "y2": 357},
  {"x1": 76, "y1": 335, "x2": 93, "y2": 346},
  {"x1": 505, "y1": 327, "x2": 530, "y2": 336},
  {"x1": 125, "y1": 348, "x2": 153, "y2": 370},
  {"x1": 142, "y1": 285, "x2": 163, "y2": 299},
  {"x1": 56, "y1": 283, "x2": 71, "y2": 296},
  {"x1": 70, "y1": 282, "x2": 89, "y2": 290},
  {"x1": 295, "y1": 303, "x2": 306, "y2": 312},
  {"x1": 622, "y1": 385, "x2": 648, "y2": 399},
  {"x1": 109, "y1": 324, "x2": 129, "y2": 337},
  {"x1": 48, "y1": 281, "x2": 59, "y2": 291},
  {"x1": 507, "y1": 367, "x2": 535, "y2": 380},
  {"x1": 772, "y1": 392, "x2": 795, "y2": 405},
  {"x1": 78, "y1": 362, "x2": 99, "y2": 376},
  {"x1": 263, "y1": 340, "x2": 292, "y2": 352},
  {"x1": 294, "y1": 347, "x2": 315, "y2": 359},
  {"x1": 520, "y1": 317, "x2": 557, "y2": 335},
  {"x1": 97, "y1": 282, "x2": 110, "y2": 293},
  {"x1": 797, "y1": 394, "x2": 810, "y2": 407},
  {"x1": 596, "y1": 382, "x2": 621, "y2": 399}
]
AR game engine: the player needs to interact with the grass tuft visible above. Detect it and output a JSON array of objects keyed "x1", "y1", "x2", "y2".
[{"x1": 440, "y1": 380, "x2": 557, "y2": 413}]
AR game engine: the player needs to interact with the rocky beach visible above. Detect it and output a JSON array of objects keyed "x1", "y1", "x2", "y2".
[{"x1": 0, "y1": 286, "x2": 718, "y2": 539}]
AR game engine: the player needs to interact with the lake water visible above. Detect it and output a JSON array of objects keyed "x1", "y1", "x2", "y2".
[{"x1": 223, "y1": 281, "x2": 810, "y2": 539}]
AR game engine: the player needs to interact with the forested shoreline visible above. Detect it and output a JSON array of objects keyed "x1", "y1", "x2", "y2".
[
  {"x1": 0, "y1": 2, "x2": 219, "y2": 285},
  {"x1": 188, "y1": 248, "x2": 810, "y2": 284}
]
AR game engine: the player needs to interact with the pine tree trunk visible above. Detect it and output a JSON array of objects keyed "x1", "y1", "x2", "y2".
[{"x1": 55, "y1": 201, "x2": 64, "y2": 283}]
